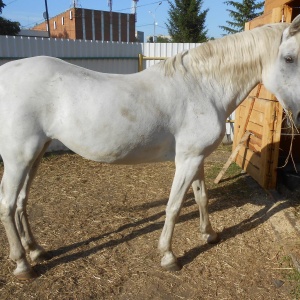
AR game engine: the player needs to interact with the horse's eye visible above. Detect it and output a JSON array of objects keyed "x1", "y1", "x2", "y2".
[{"x1": 285, "y1": 56, "x2": 294, "y2": 63}]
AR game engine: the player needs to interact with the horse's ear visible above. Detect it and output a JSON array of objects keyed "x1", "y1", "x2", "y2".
[{"x1": 289, "y1": 15, "x2": 300, "y2": 36}]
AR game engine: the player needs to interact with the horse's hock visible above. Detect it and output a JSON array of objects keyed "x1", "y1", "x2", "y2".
[{"x1": 233, "y1": 0, "x2": 300, "y2": 190}]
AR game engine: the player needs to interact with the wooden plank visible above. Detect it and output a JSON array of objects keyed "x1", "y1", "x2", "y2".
[
  {"x1": 239, "y1": 102, "x2": 247, "y2": 108},
  {"x1": 236, "y1": 155, "x2": 261, "y2": 184},
  {"x1": 249, "y1": 109, "x2": 265, "y2": 125},
  {"x1": 285, "y1": 5, "x2": 293, "y2": 23},
  {"x1": 234, "y1": 85, "x2": 262, "y2": 150},
  {"x1": 257, "y1": 85, "x2": 277, "y2": 100},
  {"x1": 272, "y1": 6, "x2": 285, "y2": 23},
  {"x1": 248, "y1": 3, "x2": 293, "y2": 30},
  {"x1": 248, "y1": 11, "x2": 272, "y2": 29},
  {"x1": 236, "y1": 137, "x2": 262, "y2": 159},
  {"x1": 268, "y1": 102, "x2": 284, "y2": 188},
  {"x1": 214, "y1": 131, "x2": 251, "y2": 184},
  {"x1": 249, "y1": 134, "x2": 262, "y2": 148},
  {"x1": 236, "y1": 145, "x2": 261, "y2": 169},
  {"x1": 264, "y1": 0, "x2": 293, "y2": 13},
  {"x1": 246, "y1": 122, "x2": 263, "y2": 138},
  {"x1": 234, "y1": 98, "x2": 254, "y2": 147},
  {"x1": 253, "y1": 97, "x2": 272, "y2": 113},
  {"x1": 239, "y1": 106, "x2": 264, "y2": 125},
  {"x1": 248, "y1": 141, "x2": 262, "y2": 153},
  {"x1": 260, "y1": 100, "x2": 277, "y2": 188},
  {"x1": 232, "y1": 0, "x2": 296, "y2": 189},
  {"x1": 235, "y1": 91, "x2": 278, "y2": 189},
  {"x1": 249, "y1": 85, "x2": 260, "y2": 96},
  {"x1": 232, "y1": 104, "x2": 242, "y2": 150},
  {"x1": 244, "y1": 22, "x2": 250, "y2": 31}
]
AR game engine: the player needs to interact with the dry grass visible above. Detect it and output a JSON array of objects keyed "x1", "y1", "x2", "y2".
[{"x1": 0, "y1": 145, "x2": 297, "y2": 299}]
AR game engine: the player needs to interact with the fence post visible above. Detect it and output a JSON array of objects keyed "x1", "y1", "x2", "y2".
[{"x1": 138, "y1": 53, "x2": 144, "y2": 72}]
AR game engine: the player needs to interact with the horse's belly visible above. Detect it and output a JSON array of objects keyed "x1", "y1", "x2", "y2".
[{"x1": 55, "y1": 130, "x2": 176, "y2": 164}]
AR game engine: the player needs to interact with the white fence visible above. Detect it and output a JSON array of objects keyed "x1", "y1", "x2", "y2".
[{"x1": 0, "y1": 35, "x2": 200, "y2": 74}]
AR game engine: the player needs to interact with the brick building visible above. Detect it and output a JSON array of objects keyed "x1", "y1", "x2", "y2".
[{"x1": 33, "y1": 7, "x2": 136, "y2": 42}]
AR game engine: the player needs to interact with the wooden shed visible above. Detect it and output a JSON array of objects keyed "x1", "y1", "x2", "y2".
[{"x1": 233, "y1": 0, "x2": 300, "y2": 190}]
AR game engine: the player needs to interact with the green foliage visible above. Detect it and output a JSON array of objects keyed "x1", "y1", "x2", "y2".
[
  {"x1": 220, "y1": 0, "x2": 264, "y2": 35},
  {"x1": 166, "y1": 0, "x2": 208, "y2": 42},
  {"x1": 0, "y1": 17, "x2": 20, "y2": 35},
  {"x1": 148, "y1": 35, "x2": 171, "y2": 43},
  {"x1": 157, "y1": 36, "x2": 171, "y2": 43},
  {"x1": 0, "y1": 0, "x2": 5, "y2": 14},
  {"x1": 0, "y1": 0, "x2": 20, "y2": 35}
]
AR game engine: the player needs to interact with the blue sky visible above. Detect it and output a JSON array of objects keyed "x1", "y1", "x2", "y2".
[{"x1": 2, "y1": 0, "x2": 231, "y2": 39}]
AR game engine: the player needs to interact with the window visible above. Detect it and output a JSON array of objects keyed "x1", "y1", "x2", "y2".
[
  {"x1": 53, "y1": 21, "x2": 57, "y2": 29},
  {"x1": 62, "y1": 17, "x2": 64, "y2": 25}
]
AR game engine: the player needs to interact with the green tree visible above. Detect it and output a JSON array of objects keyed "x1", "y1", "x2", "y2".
[
  {"x1": 0, "y1": 0, "x2": 4, "y2": 13},
  {"x1": 166, "y1": 0, "x2": 208, "y2": 42},
  {"x1": 148, "y1": 35, "x2": 171, "y2": 43},
  {"x1": 0, "y1": 0, "x2": 20, "y2": 35},
  {"x1": 220, "y1": 0, "x2": 264, "y2": 35}
]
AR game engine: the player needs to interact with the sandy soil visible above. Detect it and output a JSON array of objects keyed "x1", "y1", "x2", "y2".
[{"x1": 0, "y1": 145, "x2": 298, "y2": 299}]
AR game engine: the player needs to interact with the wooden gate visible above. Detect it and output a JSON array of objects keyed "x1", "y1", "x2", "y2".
[{"x1": 233, "y1": 0, "x2": 300, "y2": 189}]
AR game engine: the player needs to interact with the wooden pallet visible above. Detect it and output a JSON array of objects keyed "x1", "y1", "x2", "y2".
[{"x1": 228, "y1": 0, "x2": 300, "y2": 189}]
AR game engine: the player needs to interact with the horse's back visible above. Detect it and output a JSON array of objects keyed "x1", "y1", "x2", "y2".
[{"x1": 0, "y1": 57, "x2": 177, "y2": 163}]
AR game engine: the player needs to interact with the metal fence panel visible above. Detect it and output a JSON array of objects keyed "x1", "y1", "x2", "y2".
[{"x1": 0, "y1": 35, "x2": 200, "y2": 73}]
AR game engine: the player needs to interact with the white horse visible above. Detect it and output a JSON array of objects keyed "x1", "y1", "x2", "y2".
[{"x1": 1, "y1": 15, "x2": 300, "y2": 280}]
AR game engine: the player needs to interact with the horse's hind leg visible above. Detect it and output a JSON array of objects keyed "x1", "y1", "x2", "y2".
[
  {"x1": 15, "y1": 141, "x2": 51, "y2": 264},
  {"x1": 0, "y1": 162, "x2": 34, "y2": 279},
  {"x1": 0, "y1": 140, "x2": 49, "y2": 279},
  {"x1": 191, "y1": 163, "x2": 219, "y2": 244}
]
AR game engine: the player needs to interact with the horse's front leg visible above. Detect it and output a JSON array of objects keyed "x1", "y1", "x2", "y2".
[
  {"x1": 158, "y1": 155, "x2": 203, "y2": 271},
  {"x1": 192, "y1": 163, "x2": 219, "y2": 244}
]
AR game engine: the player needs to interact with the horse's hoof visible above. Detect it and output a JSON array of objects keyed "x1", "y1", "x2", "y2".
[
  {"x1": 161, "y1": 253, "x2": 182, "y2": 271},
  {"x1": 162, "y1": 260, "x2": 182, "y2": 271},
  {"x1": 15, "y1": 269, "x2": 38, "y2": 281},
  {"x1": 31, "y1": 250, "x2": 52, "y2": 263},
  {"x1": 203, "y1": 232, "x2": 220, "y2": 244},
  {"x1": 207, "y1": 232, "x2": 220, "y2": 244},
  {"x1": 35, "y1": 252, "x2": 52, "y2": 263}
]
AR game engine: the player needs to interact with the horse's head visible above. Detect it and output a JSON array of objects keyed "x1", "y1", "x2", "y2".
[{"x1": 265, "y1": 15, "x2": 300, "y2": 127}]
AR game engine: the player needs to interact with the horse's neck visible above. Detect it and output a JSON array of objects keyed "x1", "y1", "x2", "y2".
[{"x1": 188, "y1": 25, "x2": 286, "y2": 118}]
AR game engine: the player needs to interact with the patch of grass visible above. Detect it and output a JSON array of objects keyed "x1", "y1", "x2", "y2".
[
  {"x1": 205, "y1": 161, "x2": 243, "y2": 183},
  {"x1": 226, "y1": 162, "x2": 243, "y2": 177},
  {"x1": 205, "y1": 162, "x2": 224, "y2": 181},
  {"x1": 280, "y1": 255, "x2": 300, "y2": 298}
]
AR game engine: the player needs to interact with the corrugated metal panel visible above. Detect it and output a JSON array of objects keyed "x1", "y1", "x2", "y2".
[
  {"x1": 141, "y1": 42, "x2": 200, "y2": 68},
  {"x1": 0, "y1": 36, "x2": 200, "y2": 74}
]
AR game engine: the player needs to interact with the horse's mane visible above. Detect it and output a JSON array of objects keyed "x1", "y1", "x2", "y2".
[{"x1": 160, "y1": 23, "x2": 289, "y2": 80}]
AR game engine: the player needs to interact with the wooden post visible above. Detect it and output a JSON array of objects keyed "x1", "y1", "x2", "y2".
[
  {"x1": 138, "y1": 53, "x2": 144, "y2": 72},
  {"x1": 214, "y1": 131, "x2": 251, "y2": 184}
]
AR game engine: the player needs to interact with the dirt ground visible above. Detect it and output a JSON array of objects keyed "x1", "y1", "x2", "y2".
[{"x1": 0, "y1": 145, "x2": 299, "y2": 299}]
